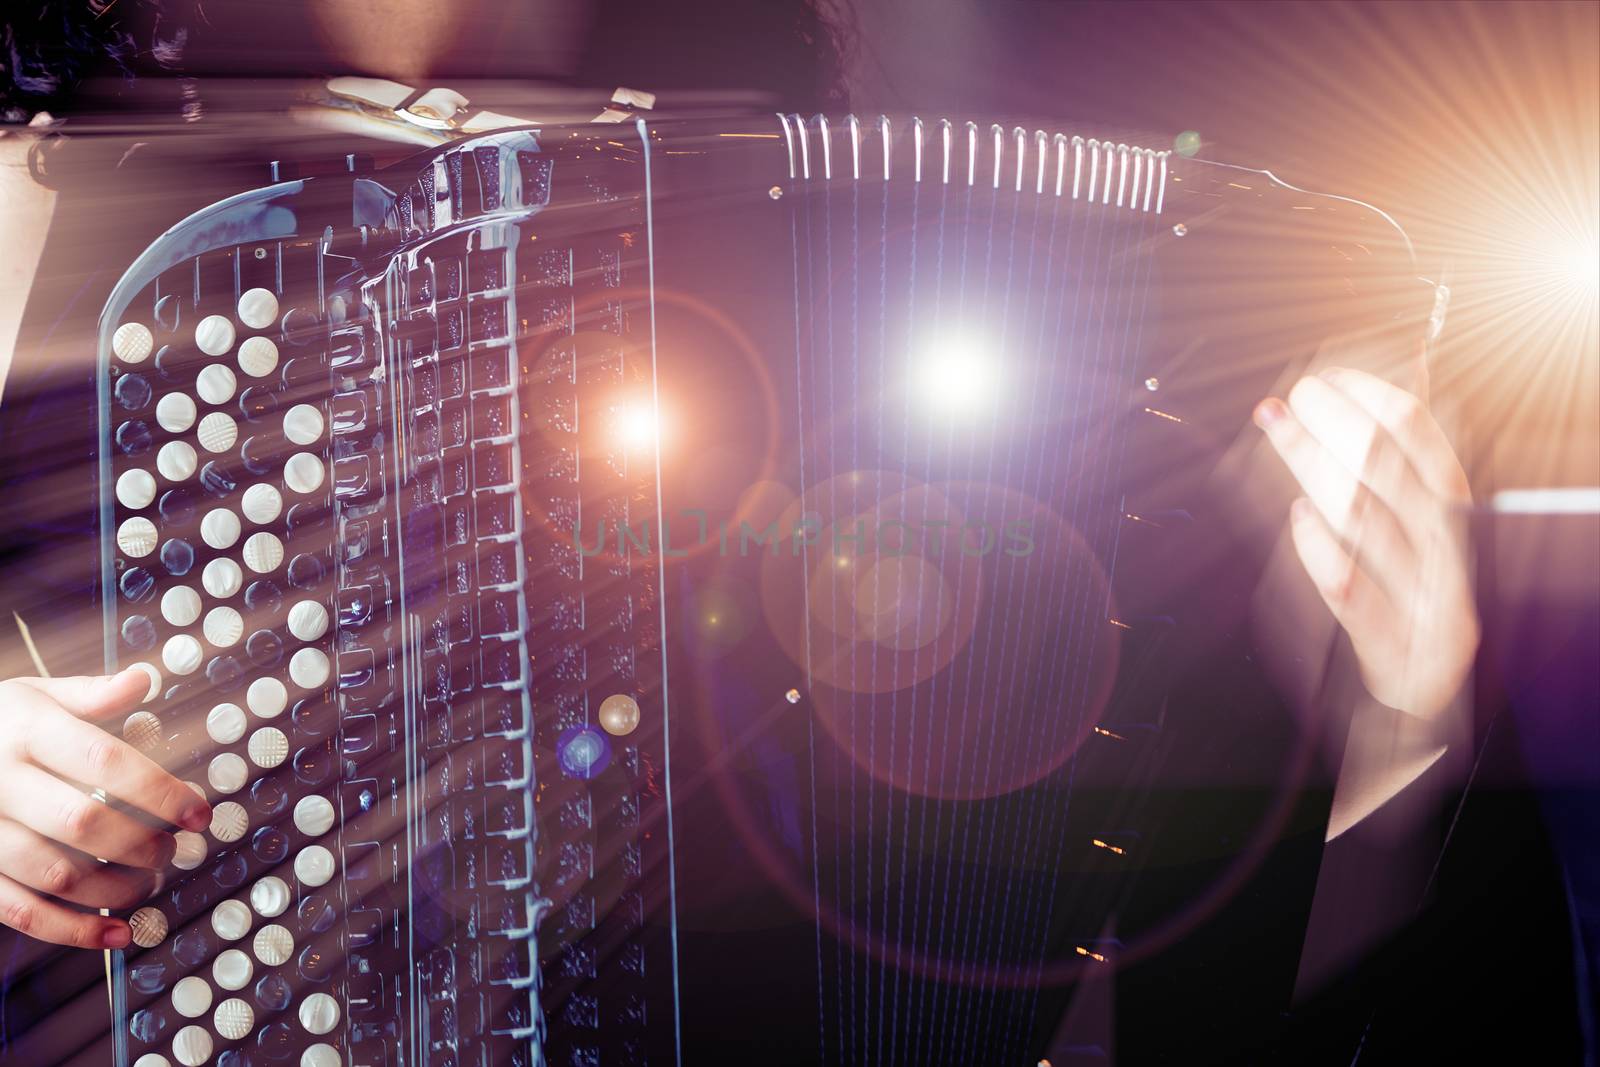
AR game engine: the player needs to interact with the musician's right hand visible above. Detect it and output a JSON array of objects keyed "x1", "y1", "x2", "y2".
[{"x1": 0, "y1": 669, "x2": 211, "y2": 948}]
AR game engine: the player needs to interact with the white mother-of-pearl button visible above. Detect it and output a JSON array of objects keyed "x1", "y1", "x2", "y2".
[
  {"x1": 214, "y1": 997, "x2": 255, "y2": 1041},
  {"x1": 287, "y1": 600, "x2": 329, "y2": 641},
  {"x1": 301, "y1": 1044, "x2": 341, "y2": 1067},
  {"x1": 209, "y1": 801, "x2": 248, "y2": 843},
  {"x1": 246, "y1": 677, "x2": 287, "y2": 718},
  {"x1": 130, "y1": 662, "x2": 161, "y2": 701},
  {"x1": 156, "y1": 441, "x2": 196, "y2": 482},
  {"x1": 207, "y1": 752, "x2": 248, "y2": 794},
  {"x1": 249, "y1": 875, "x2": 290, "y2": 918},
  {"x1": 122, "y1": 711, "x2": 162, "y2": 752},
  {"x1": 243, "y1": 531, "x2": 284, "y2": 573},
  {"x1": 171, "y1": 1025, "x2": 212, "y2": 1067},
  {"x1": 289, "y1": 647, "x2": 330, "y2": 689},
  {"x1": 117, "y1": 517, "x2": 159, "y2": 558},
  {"x1": 128, "y1": 906, "x2": 168, "y2": 948},
  {"x1": 212, "y1": 948, "x2": 253, "y2": 991},
  {"x1": 171, "y1": 831, "x2": 206, "y2": 871},
  {"x1": 133, "y1": 1055, "x2": 171, "y2": 1067},
  {"x1": 252, "y1": 923, "x2": 293, "y2": 966},
  {"x1": 162, "y1": 635, "x2": 203, "y2": 676},
  {"x1": 248, "y1": 726, "x2": 288, "y2": 769},
  {"x1": 284, "y1": 452, "x2": 325, "y2": 494},
  {"x1": 206, "y1": 702, "x2": 247, "y2": 745},
  {"x1": 203, "y1": 606, "x2": 243, "y2": 648},
  {"x1": 113, "y1": 322, "x2": 154, "y2": 363},
  {"x1": 155, "y1": 393, "x2": 196, "y2": 433},
  {"x1": 237, "y1": 288, "x2": 279, "y2": 330},
  {"x1": 210, "y1": 899, "x2": 251, "y2": 941},
  {"x1": 200, "y1": 507, "x2": 240, "y2": 550},
  {"x1": 116, "y1": 469, "x2": 158, "y2": 510},
  {"x1": 241, "y1": 483, "x2": 283, "y2": 524},
  {"x1": 298, "y1": 992, "x2": 341, "y2": 1035},
  {"x1": 282, "y1": 404, "x2": 324, "y2": 445},
  {"x1": 160, "y1": 585, "x2": 202, "y2": 627},
  {"x1": 293, "y1": 795, "x2": 335, "y2": 838},
  {"x1": 170, "y1": 974, "x2": 212, "y2": 1018},
  {"x1": 237, "y1": 335, "x2": 279, "y2": 378},
  {"x1": 294, "y1": 845, "x2": 336, "y2": 888},
  {"x1": 202, "y1": 557, "x2": 243, "y2": 599},
  {"x1": 197, "y1": 411, "x2": 238, "y2": 453},
  {"x1": 194, "y1": 314, "x2": 236, "y2": 357},
  {"x1": 195, "y1": 363, "x2": 236, "y2": 405}
]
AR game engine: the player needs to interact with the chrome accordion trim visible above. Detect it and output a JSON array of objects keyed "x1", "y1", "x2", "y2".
[{"x1": 779, "y1": 113, "x2": 1170, "y2": 214}]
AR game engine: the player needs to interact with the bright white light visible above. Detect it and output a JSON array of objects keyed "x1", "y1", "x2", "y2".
[
  {"x1": 1561, "y1": 239, "x2": 1599, "y2": 297},
  {"x1": 616, "y1": 402, "x2": 661, "y2": 451},
  {"x1": 917, "y1": 337, "x2": 998, "y2": 415}
]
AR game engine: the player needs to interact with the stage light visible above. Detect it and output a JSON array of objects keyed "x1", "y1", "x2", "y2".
[
  {"x1": 615, "y1": 400, "x2": 662, "y2": 451},
  {"x1": 916, "y1": 335, "x2": 999, "y2": 415}
]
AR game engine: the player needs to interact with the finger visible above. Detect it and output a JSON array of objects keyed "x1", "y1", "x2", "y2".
[
  {"x1": 0, "y1": 872, "x2": 131, "y2": 949},
  {"x1": 1316, "y1": 366, "x2": 1470, "y2": 502},
  {"x1": 1286, "y1": 374, "x2": 1433, "y2": 522},
  {"x1": 1287, "y1": 496, "x2": 1393, "y2": 649},
  {"x1": 1254, "y1": 396, "x2": 1416, "y2": 597},
  {"x1": 0, "y1": 819, "x2": 159, "y2": 910},
  {"x1": 0, "y1": 765, "x2": 177, "y2": 870},
  {"x1": 15, "y1": 668, "x2": 150, "y2": 722},
  {"x1": 19, "y1": 711, "x2": 210, "y2": 832}
]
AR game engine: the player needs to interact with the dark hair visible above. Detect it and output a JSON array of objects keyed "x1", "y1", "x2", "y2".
[{"x1": 1, "y1": 0, "x2": 190, "y2": 124}]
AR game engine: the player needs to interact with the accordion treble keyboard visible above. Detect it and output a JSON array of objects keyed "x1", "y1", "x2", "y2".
[{"x1": 98, "y1": 130, "x2": 672, "y2": 1067}]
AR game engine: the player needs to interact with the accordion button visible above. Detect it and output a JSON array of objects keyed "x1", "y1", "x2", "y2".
[
  {"x1": 206, "y1": 703, "x2": 247, "y2": 745},
  {"x1": 128, "y1": 905, "x2": 169, "y2": 948},
  {"x1": 205, "y1": 654, "x2": 245, "y2": 691},
  {"x1": 302, "y1": 1043, "x2": 340, "y2": 1067},
  {"x1": 195, "y1": 315, "x2": 236, "y2": 357},
  {"x1": 294, "y1": 844, "x2": 336, "y2": 888},
  {"x1": 287, "y1": 553, "x2": 326, "y2": 591},
  {"x1": 171, "y1": 831, "x2": 206, "y2": 871},
  {"x1": 293, "y1": 741, "x2": 336, "y2": 786},
  {"x1": 213, "y1": 851, "x2": 249, "y2": 890},
  {"x1": 250, "y1": 777, "x2": 289, "y2": 817},
  {"x1": 113, "y1": 322, "x2": 154, "y2": 364},
  {"x1": 210, "y1": 801, "x2": 249, "y2": 843},
  {"x1": 198, "y1": 411, "x2": 239, "y2": 453},
  {"x1": 117, "y1": 517, "x2": 159, "y2": 558},
  {"x1": 116, "y1": 373, "x2": 153, "y2": 411},
  {"x1": 159, "y1": 538, "x2": 195, "y2": 576},
  {"x1": 116, "y1": 420, "x2": 153, "y2": 456},
  {"x1": 257, "y1": 1020, "x2": 297, "y2": 1061},
  {"x1": 282, "y1": 404, "x2": 325, "y2": 446},
  {"x1": 120, "y1": 567, "x2": 156, "y2": 603},
  {"x1": 287, "y1": 600, "x2": 329, "y2": 641},
  {"x1": 204, "y1": 607, "x2": 244, "y2": 649},
  {"x1": 116, "y1": 469, "x2": 158, "y2": 510},
  {"x1": 213, "y1": 948, "x2": 253, "y2": 991},
  {"x1": 169, "y1": 879, "x2": 212, "y2": 918},
  {"x1": 171, "y1": 1023, "x2": 212, "y2": 1067},
  {"x1": 200, "y1": 460, "x2": 239, "y2": 498},
  {"x1": 201, "y1": 507, "x2": 241, "y2": 550},
  {"x1": 253, "y1": 826, "x2": 289, "y2": 864},
  {"x1": 154, "y1": 293, "x2": 183, "y2": 333},
  {"x1": 197, "y1": 364, "x2": 238, "y2": 406},
  {"x1": 121, "y1": 614, "x2": 158, "y2": 651},
  {"x1": 157, "y1": 441, "x2": 197, "y2": 482},
  {"x1": 154, "y1": 344, "x2": 194, "y2": 381},
  {"x1": 243, "y1": 531, "x2": 285, "y2": 573},
  {"x1": 156, "y1": 393, "x2": 197, "y2": 434},
  {"x1": 238, "y1": 288, "x2": 279, "y2": 331},
  {"x1": 130, "y1": 661, "x2": 162, "y2": 701},
  {"x1": 247, "y1": 676, "x2": 288, "y2": 719},
  {"x1": 253, "y1": 923, "x2": 294, "y2": 967},
  {"x1": 208, "y1": 752, "x2": 248, "y2": 794},
  {"x1": 284, "y1": 452, "x2": 326, "y2": 494},
  {"x1": 297, "y1": 944, "x2": 333, "y2": 984},
  {"x1": 238, "y1": 335, "x2": 280, "y2": 378},
  {"x1": 211, "y1": 899, "x2": 251, "y2": 941},
  {"x1": 298, "y1": 894, "x2": 337, "y2": 934},
  {"x1": 246, "y1": 627, "x2": 284, "y2": 667},
  {"x1": 240, "y1": 434, "x2": 277, "y2": 476},
  {"x1": 245, "y1": 580, "x2": 284, "y2": 615},
  {"x1": 242, "y1": 483, "x2": 284, "y2": 524},
  {"x1": 161, "y1": 585, "x2": 202, "y2": 627},
  {"x1": 250, "y1": 875, "x2": 290, "y2": 918},
  {"x1": 170, "y1": 974, "x2": 212, "y2": 1018},
  {"x1": 129, "y1": 961, "x2": 169, "y2": 995},
  {"x1": 162, "y1": 635, "x2": 203, "y2": 676},
  {"x1": 298, "y1": 992, "x2": 340, "y2": 1035},
  {"x1": 289, "y1": 648, "x2": 330, "y2": 690},
  {"x1": 239, "y1": 385, "x2": 279, "y2": 423},
  {"x1": 123, "y1": 710, "x2": 163, "y2": 752},
  {"x1": 172, "y1": 929, "x2": 210, "y2": 967},
  {"x1": 129, "y1": 1007, "x2": 168, "y2": 1044},
  {"x1": 213, "y1": 997, "x2": 255, "y2": 1041},
  {"x1": 248, "y1": 726, "x2": 289, "y2": 769},
  {"x1": 157, "y1": 489, "x2": 194, "y2": 525},
  {"x1": 293, "y1": 795, "x2": 335, "y2": 838}
]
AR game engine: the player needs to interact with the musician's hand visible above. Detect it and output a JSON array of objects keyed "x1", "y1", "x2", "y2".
[
  {"x1": 0, "y1": 669, "x2": 211, "y2": 948},
  {"x1": 1254, "y1": 364, "x2": 1478, "y2": 719}
]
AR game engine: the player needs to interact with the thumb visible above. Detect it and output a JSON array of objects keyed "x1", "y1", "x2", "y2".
[{"x1": 17, "y1": 667, "x2": 151, "y2": 720}]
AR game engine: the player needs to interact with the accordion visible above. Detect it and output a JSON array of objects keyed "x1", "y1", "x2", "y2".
[{"x1": 82, "y1": 109, "x2": 1434, "y2": 1067}]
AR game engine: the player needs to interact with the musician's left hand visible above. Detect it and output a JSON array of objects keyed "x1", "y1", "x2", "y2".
[{"x1": 1254, "y1": 364, "x2": 1478, "y2": 719}]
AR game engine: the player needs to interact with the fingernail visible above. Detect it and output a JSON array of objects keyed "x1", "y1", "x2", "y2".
[
  {"x1": 101, "y1": 923, "x2": 131, "y2": 949},
  {"x1": 180, "y1": 803, "x2": 211, "y2": 833},
  {"x1": 1253, "y1": 398, "x2": 1287, "y2": 429},
  {"x1": 1290, "y1": 496, "x2": 1313, "y2": 524},
  {"x1": 1318, "y1": 367, "x2": 1345, "y2": 384}
]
